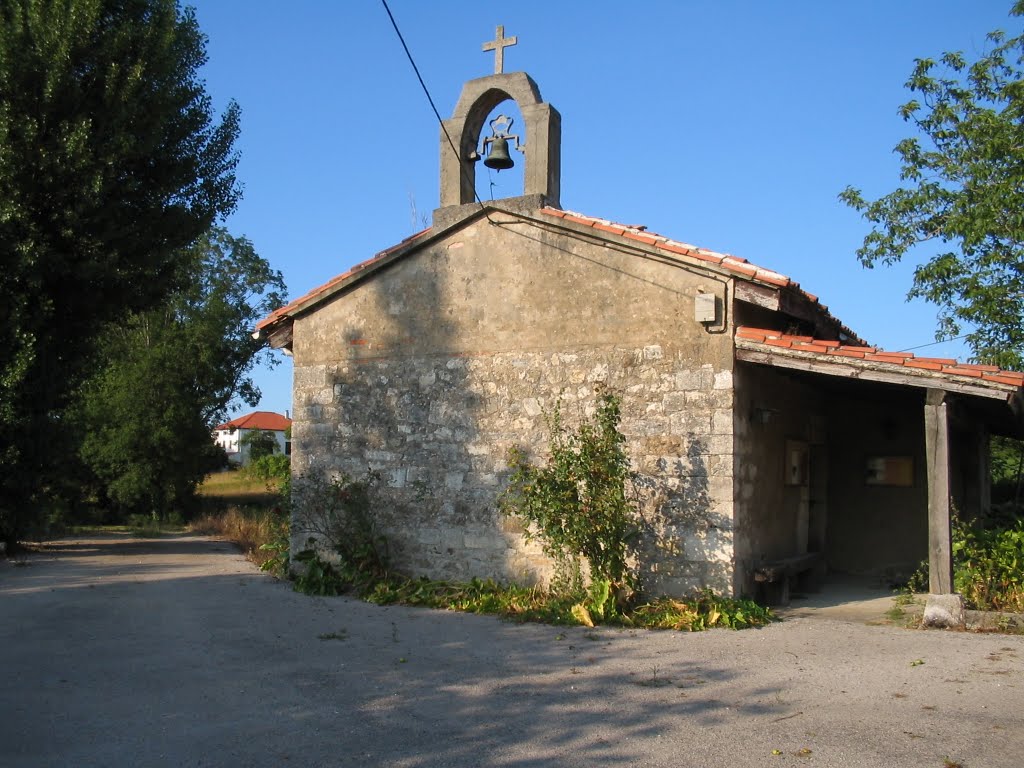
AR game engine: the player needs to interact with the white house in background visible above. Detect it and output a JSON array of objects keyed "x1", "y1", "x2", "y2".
[{"x1": 213, "y1": 411, "x2": 291, "y2": 466}]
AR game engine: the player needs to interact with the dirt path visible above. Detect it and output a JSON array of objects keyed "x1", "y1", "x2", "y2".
[{"x1": 1, "y1": 533, "x2": 1021, "y2": 767}]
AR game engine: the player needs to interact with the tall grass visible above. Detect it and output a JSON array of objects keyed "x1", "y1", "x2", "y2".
[{"x1": 188, "y1": 506, "x2": 286, "y2": 570}]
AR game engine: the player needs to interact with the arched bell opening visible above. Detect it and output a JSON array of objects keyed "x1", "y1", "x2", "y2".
[
  {"x1": 440, "y1": 72, "x2": 561, "y2": 210},
  {"x1": 474, "y1": 100, "x2": 526, "y2": 202}
]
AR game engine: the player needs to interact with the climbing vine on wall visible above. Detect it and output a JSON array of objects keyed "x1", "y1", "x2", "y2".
[{"x1": 501, "y1": 391, "x2": 640, "y2": 610}]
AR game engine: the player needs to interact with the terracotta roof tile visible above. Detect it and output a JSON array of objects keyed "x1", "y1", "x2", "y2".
[
  {"x1": 946, "y1": 367, "x2": 984, "y2": 379},
  {"x1": 256, "y1": 227, "x2": 431, "y2": 331},
  {"x1": 622, "y1": 230, "x2": 659, "y2": 246},
  {"x1": 985, "y1": 372, "x2": 1024, "y2": 386},
  {"x1": 904, "y1": 359, "x2": 944, "y2": 371},
  {"x1": 656, "y1": 242, "x2": 692, "y2": 257},
  {"x1": 866, "y1": 352, "x2": 914, "y2": 362},
  {"x1": 736, "y1": 327, "x2": 767, "y2": 341},
  {"x1": 723, "y1": 260, "x2": 758, "y2": 278},
  {"x1": 214, "y1": 410, "x2": 291, "y2": 432},
  {"x1": 562, "y1": 213, "x2": 596, "y2": 227},
  {"x1": 736, "y1": 326, "x2": 1024, "y2": 391},
  {"x1": 753, "y1": 271, "x2": 789, "y2": 288},
  {"x1": 799, "y1": 343, "x2": 831, "y2": 354},
  {"x1": 831, "y1": 348, "x2": 869, "y2": 359},
  {"x1": 260, "y1": 205, "x2": 862, "y2": 343}
]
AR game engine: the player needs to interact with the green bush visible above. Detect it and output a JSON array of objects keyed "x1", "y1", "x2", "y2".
[
  {"x1": 291, "y1": 471, "x2": 388, "y2": 592},
  {"x1": 953, "y1": 517, "x2": 1024, "y2": 612},
  {"x1": 906, "y1": 515, "x2": 1024, "y2": 612},
  {"x1": 500, "y1": 391, "x2": 639, "y2": 616},
  {"x1": 240, "y1": 428, "x2": 279, "y2": 462},
  {"x1": 246, "y1": 453, "x2": 290, "y2": 483}
]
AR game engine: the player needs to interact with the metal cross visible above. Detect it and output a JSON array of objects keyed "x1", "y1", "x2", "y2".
[{"x1": 482, "y1": 25, "x2": 517, "y2": 74}]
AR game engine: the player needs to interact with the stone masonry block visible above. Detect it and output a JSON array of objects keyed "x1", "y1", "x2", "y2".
[
  {"x1": 669, "y1": 410, "x2": 712, "y2": 436},
  {"x1": 683, "y1": 529, "x2": 734, "y2": 563},
  {"x1": 464, "y1": 530, "x2": 500, "y2": 550},
  {"x1": 711, "y1": 409, "x2": 732, "y2": 435}
]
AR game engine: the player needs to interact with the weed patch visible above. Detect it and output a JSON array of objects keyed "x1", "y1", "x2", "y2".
[
  {"x1": 288, "y1": 549, "x2": 773, "y2": 631},
  {"x1": 905, "y1": 516, "x2": 1024, "y2": 612},
  {"x1": 188, "y1": 506, "x2": 287, "y2": 571}
]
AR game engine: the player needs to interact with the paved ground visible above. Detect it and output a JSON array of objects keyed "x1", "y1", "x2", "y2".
[{"x1": 1, "y1": 534, "x2": 1021, "y2": 768}]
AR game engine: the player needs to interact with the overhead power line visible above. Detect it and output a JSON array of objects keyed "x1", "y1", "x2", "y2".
[
  {"x1": 898, "y1": 334, "x2": 972, "y2": 353},
  {"x1": 379, "y1": 0, "x2": 491, "y2": 218}
]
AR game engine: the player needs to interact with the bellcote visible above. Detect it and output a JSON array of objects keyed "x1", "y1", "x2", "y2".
[{"x1": 437, "y1": 27, "x2": 561, "y2": 212}]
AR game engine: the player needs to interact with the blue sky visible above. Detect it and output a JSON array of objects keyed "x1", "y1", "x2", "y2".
[{"x1": 191, "y1": 0, "x2": 1019, "y2": 418}]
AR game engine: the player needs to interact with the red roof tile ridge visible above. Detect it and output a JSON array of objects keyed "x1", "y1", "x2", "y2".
[
  {"x1": 537, "y1": 212, "x2": 845, "y2": 330},
  {"x1": 256, "y1": 227, "x2": 433, "y2": 331},
  {"x1": 736, "y1": 326, "x2": 1024, "y2": 388}
]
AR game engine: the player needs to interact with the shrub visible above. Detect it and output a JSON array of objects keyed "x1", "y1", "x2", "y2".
[
  {"x1": 500, "y1": 391, "x2": 640, "y2": 617},
  {"x1": 246, "y1": 453, "x2": 290, "y2": 484},
  {"x1": 905, "y1": 515, "x2": 1024, "y2": 612},
  {"x1": 240, "y1": 428, "x2": 279, "y2": 462},
  {"x1": 953, "y1": 517, "x2": 1024, "y2": 612},
  {"x1": 291, "y1": 471, "x2": 388, "y2": 592}
]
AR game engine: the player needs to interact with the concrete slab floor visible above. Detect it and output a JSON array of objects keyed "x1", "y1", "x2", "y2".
[{"x1": 774, "y1": 575, "x2": 924, "y2": 625}]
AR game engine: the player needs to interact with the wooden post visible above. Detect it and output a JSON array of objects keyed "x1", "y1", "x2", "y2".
[{"x1": 924, "y1": 389, "x2": 953, "y2": 594}]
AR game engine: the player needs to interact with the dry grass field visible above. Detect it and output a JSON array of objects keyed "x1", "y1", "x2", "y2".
[
  {"x1": 197, "y1": 469, "x2": 280, "y2": 505},
  {"x1": 190, "y1": 470, "x2": 286, "y2": 568}
]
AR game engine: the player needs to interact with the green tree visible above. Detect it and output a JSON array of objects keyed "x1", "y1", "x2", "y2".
[
  {"x1": 0, "y1": 0, "x2": 241, "y2": 542},
  {"x1": 75, "y1": 228, "x2": 286, "y2": 521},
  {"x1": 241, "y1": 428, "x2": 279, "y2": 463},
  {"x1": 839, "y1": 2, "x2": 1024, "y2": 370}
]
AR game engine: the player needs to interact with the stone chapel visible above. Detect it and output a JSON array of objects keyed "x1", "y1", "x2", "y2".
[{"x1": 256, "y1": 28, "x2": 1024, "y2": 623}]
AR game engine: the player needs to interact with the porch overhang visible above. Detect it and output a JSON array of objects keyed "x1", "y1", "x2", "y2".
[
  {"x1": 736, "y1": 326, "x2": 1024, "y2": 623},
  {"x1": 735, "y1": 327, "x2": 1024, "y2": 437}
]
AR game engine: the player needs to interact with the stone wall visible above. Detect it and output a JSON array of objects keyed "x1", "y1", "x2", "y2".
[{"x1": 288, "y1": 210, "x2": 738, "y2": 596}]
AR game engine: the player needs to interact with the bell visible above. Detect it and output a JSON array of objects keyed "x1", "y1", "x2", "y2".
[{"x1": 484, "y1": 137, "x2": 514, "y2": 170}]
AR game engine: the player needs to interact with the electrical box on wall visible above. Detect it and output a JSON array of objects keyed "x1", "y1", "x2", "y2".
[{"x1": 694, "y1": 292, "x2": 717, "y2": 323}]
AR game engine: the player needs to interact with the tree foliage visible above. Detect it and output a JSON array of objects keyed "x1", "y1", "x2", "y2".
[
  {"x1": 0, "y1": 0, "x2": 241, "y2": 540},
  {"x1": 75, "y1": 228, "x2": 286, "y2": 521},
  {"x1": 839, "y1": 3, "x2": 1024, "y2": 369},
  {"x1": 241, "y1": 428, "x2": 279, "y2": 463}
]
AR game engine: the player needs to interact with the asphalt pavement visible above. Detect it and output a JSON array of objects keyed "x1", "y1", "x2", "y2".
[{"x1": 1, "y1": 533, "x2": 1021, "y2": 767}]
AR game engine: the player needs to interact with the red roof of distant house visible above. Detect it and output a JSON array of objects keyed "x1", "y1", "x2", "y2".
[{"x1": 214, "y1": 411, "x2": 291, "y2": 432}]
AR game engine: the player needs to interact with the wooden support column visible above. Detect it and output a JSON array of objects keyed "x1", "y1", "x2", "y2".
[{"x1": 924, "y1": 389, "x2": 953, "y2": 594}]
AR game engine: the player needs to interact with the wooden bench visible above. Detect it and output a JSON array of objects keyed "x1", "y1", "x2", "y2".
[{"x1": 754, "y1": 553, "x2": 822, "y2": 606}]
